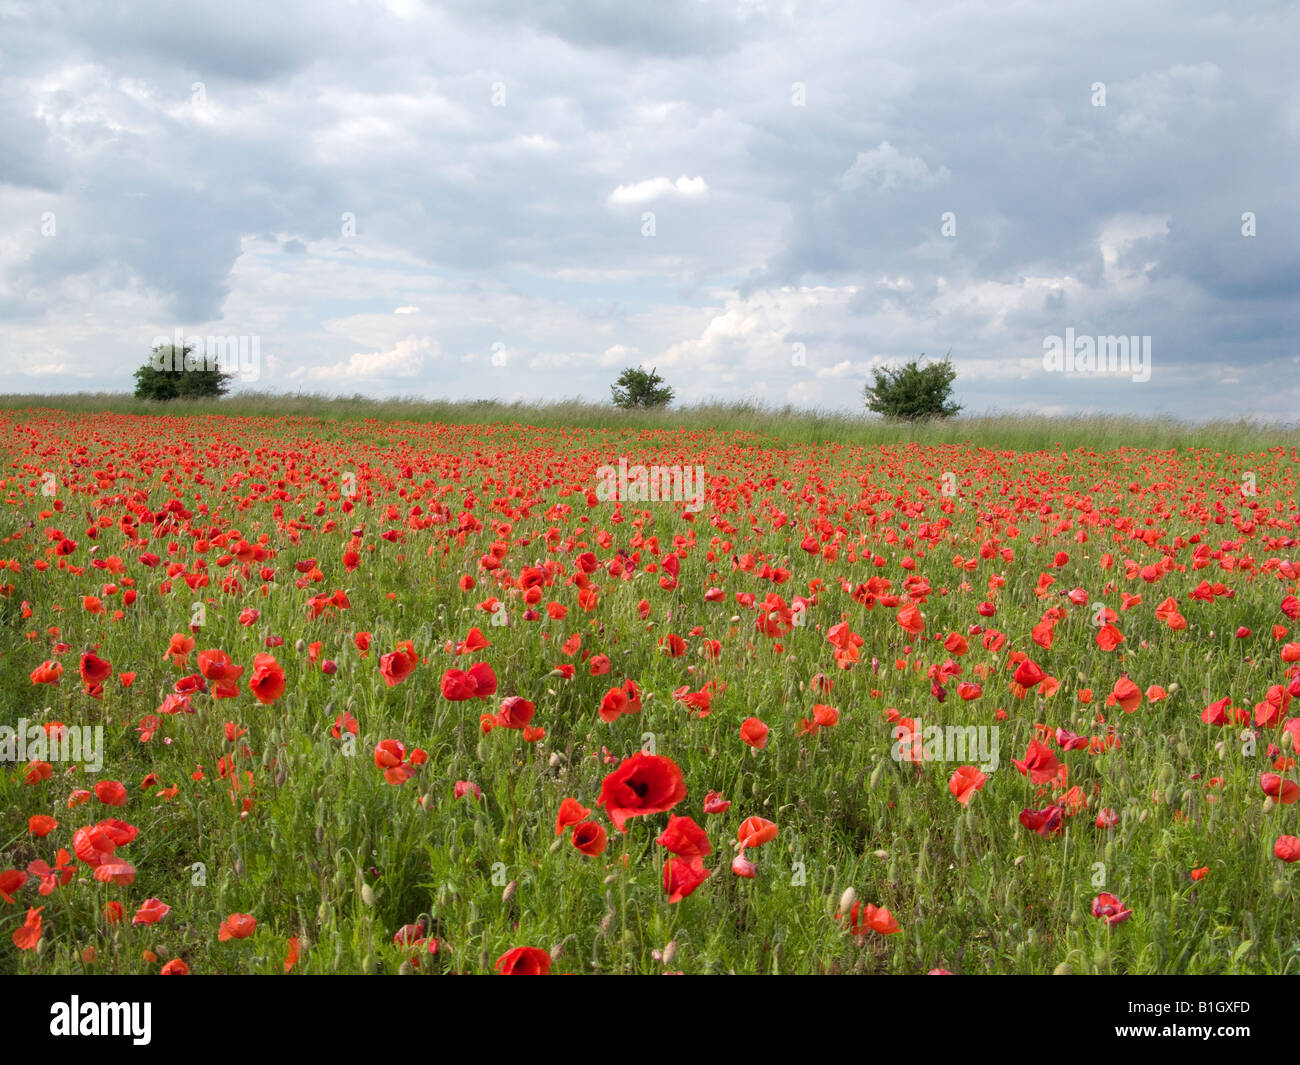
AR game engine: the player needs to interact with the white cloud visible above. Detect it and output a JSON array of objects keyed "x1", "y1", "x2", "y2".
[
  {"x1": 302, "y1": 336, "x2": 438, "y2": 381},
  {"x1": 607, "y1": 175, "x2": 708, "y2": 206}
]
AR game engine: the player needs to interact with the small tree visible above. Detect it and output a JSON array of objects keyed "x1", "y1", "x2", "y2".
[
  {"x1": 864, "y1": 353, "x2": 960, "y2": 420},
  {"x1": 611, "y1": 366, "x2": 674, "y2": 410},
  {"x1": 134, "y1": 343, "x2": 233, "y2": 400}
]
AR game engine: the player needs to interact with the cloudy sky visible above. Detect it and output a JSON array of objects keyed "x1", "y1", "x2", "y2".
[{"x1": 2, "y1": 0, "x2": 1296, "y2": 418}]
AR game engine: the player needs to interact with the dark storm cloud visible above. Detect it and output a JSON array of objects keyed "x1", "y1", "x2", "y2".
[{"x1": 0, "y1": 0, "x2": 1294, "y2": 416}]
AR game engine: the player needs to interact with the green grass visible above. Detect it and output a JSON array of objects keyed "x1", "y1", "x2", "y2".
[
  {"x1": 1, "y1": 390, "x2": 1296, "y2": 452},
  {"x1": 1, "y1": 406, "x2": 1298, "y2": 974}
]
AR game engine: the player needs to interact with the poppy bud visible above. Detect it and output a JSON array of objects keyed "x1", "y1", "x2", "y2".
[
  {"x1": 663, "y1": 940, "x2": 677, "y2": 965},
  {"x1": 839, "y1": 886, "x2": 856, "y2": 913},
  {"x1": 361, "y1": 883, "x2": 376, "y2": 906},
  {"x1": 502, "y1": 880, "x2": 517, "y2": 905}
]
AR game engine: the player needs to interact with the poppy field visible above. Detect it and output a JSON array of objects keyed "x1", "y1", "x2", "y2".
[{"x1": 4, "y1": 407, "x2": 1300, "y2": 975}]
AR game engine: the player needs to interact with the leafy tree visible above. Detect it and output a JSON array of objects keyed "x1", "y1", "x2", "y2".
[
  {"x1": 134, "y1": 344, "x2": 233, "y2": 400},
  {"x1": 863, "y1": 353, "x2": 960, "y2": 420},
  {"x1": 611, "y1": 366, "x2": 674, "y2": 410}
]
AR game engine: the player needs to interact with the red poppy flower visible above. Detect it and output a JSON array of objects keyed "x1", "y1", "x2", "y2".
[
  {"x1": 702, "y1": 790, "x2": 731, "y2": 814},
  {"x1": 598, "y1": 679, "x2": 642, "y2": 723},
  {"x1": 1260, "y1": 773, "x2": 1300, "y2": 804},
  {"x1": 28, "y1": 815, "x2": 58, "y2": 837},
  {"x1": 658, "y1": 814, "x2": 712, "y2": 861},
  {"x1": 495, "y1": 946, "x2": 551, "y2": 975},
  {"x1": 949, "y1": 765, "x2": 987, "y2": 805},
  {"x1": 555, "y1": 797, "x2": 590, "y2": 835},
  {"x1": 1012, "y1": 739, "x2": 1062, "y2": 784},
  {"x1": 248, "y1": 653, "x2": 286, "y2": 704},
  {"x1": 441, "y1": 662, "x2": 498, "y2": 701},
  {"x1": 662, "y1": 856, "x2": 712, "y2": 903},
  {"x1": 0, "y1": 869, "x2": 27, "y2": 903},
  {"x1": 1274, "y1": 836, "x2": 1300, "y2": 862},
  {"x1": 133, "y1": 897, "x2": 171, "y2": 925},
  {"x1": 841, "y1": 901, "x2": 900, "y2": 936},
  {"x1": 197, "y1": 649, "x2": 243, "y2": 683},
  {"x1": 79, "y1": 652, "x2": 112, "y2": 686},
  {"x1": 12, "y1": 907, "x2": 42, "y2": 950},
  {"x1": 1019, "y1": 804, "x2": 1064, "y2": 838},
  {"x1": 496, "y1": 696, "x2": 536, "y2": 729},
  {"x1": 30, "y1": 660, "x2": 62, "y2": 685},
  {"x1": 1012, "y1": 658, "x2": 1045, "y2": 688},
  {"x1": 1091, "y1": 892, "x2": 1132, "y2": 926},
  {"x1": 379, "y1": 641, "x2": 419, "y2": 687},
  {"x1": 218, "y1": 913, "x2": 257, "y2": 940},
  {"x1": 739, "y1": 717, "x2": 769, "y2": 749},
  {"x1": 571, "y1": 821, "x2": 608, "y2": 856},
  {"x1": 598, "y1": 753, "x2": 687, "y2": 832},
  {"x1": 736, "y1": 816, "x2": 778, "y2": 849}
]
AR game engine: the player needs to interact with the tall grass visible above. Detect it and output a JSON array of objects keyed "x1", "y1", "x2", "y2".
[{"x1": 1, "y1": 391, "x2": 1296, "y2": 453}]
